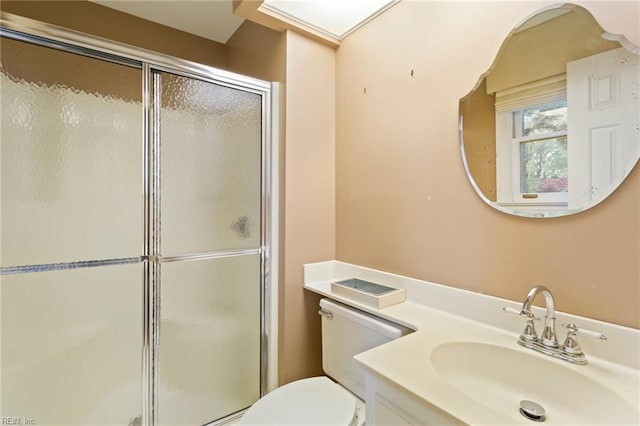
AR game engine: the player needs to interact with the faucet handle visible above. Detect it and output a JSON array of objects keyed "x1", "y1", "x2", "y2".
[
  {"x1": 561, "y1": 323, "x2": 607, "y2": 342},
  {"x1": 503, "y1": 306, "x2": 540, "y2": 342},
  {"x1": 503, "y1": 306, "x2": 540, "y2": 320},
  {"x1": 560, "y1": 323, "x2": 584, "y2": 360},
  {"x1": 560, "y1": 323, "x2": 607, "y2": 364}
]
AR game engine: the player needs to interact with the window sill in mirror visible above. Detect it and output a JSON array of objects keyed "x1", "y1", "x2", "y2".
[
  {"x1": 497, "y1": 201, "x2": 567, "y2": 209},
  {"x1": 497, "y1": 202, "x2": 568, "y2": 217}
]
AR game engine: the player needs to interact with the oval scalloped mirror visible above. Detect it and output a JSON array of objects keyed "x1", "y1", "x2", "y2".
[{"x1": 459, "y1": 3, "x2": 639, "y2": 218}]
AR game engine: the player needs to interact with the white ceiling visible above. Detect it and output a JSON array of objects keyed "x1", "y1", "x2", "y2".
[
  {"x1": 260, "y1": 0, "x2": 399, "y2": 41},
  {"x1": 90, "y1": 0, "x2": 399, "y2": 45},
  {"x1": 90, "y1": 1, "x2": 245, "y2": 44}
]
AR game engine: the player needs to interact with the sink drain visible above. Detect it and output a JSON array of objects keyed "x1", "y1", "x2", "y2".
[{"x1": 519, "y1": 400, "x2": 546, "y2": 422}]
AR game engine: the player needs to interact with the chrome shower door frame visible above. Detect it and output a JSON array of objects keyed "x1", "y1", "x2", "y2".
[{"x1": 0, "y1": 12, "x2": 277, "y2": 426}]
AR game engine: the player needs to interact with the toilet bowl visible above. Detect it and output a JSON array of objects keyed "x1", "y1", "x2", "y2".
[
  {"x1": 239, "y1": 298, "x2": 411, "y2": 425},
  {"x1": 238, "y1": 376, "x2": 360, "y2": 426}
]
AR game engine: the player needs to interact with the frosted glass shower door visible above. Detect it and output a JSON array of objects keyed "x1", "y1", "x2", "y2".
[
  {"x1": 0, "y1": 38, "x2": 143, "y2": 265},
  {"x1": 156, "y1": 71, "x2": 263, "y2": 425},
  {"x1": 159, "y1": 256, "x2": 261, "y2": 426},
  {"x1": 0, "y1": 38, "x2": 143, "y2": 425}
]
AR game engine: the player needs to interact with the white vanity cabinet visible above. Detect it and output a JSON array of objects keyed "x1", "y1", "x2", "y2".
[{"x1": 364, "y1": 371, "x2": 463, "y2": 426}]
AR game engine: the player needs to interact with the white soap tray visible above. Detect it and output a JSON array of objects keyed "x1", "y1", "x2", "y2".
[{"x1": 331, "y1": 278, "x2": 406, "y2": 309}]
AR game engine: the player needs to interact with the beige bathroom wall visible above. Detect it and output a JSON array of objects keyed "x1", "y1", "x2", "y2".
[
  {"x1": 336, "y1": 1, "x2": 640, "y2": 329},
  {"x1": 279, "y1": 31, "x2": 336, "y2": 384},
  {"x1": 227, "y1": 20, "x2": 287, "y2": 83}
]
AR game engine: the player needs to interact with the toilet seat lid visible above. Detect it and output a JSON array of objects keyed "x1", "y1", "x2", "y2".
[{"x1": 239, "y1": 376, "x2": 357, "y2": 425}]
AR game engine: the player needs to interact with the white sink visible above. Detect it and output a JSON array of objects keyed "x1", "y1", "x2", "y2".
[{"x1": 430, "y1": 342, "x2": 639, "y2": 425}]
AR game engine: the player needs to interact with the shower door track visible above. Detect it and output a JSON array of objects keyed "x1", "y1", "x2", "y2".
[{"x1": 0, "y1": 11, "x2": 277, "y2": 426}]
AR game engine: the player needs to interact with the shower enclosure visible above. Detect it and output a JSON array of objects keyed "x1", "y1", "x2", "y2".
[{"x1": 0, "y1": 13, "x2": 276, "y2": 426}]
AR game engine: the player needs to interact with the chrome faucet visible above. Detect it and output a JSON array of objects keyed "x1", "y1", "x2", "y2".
[
  {"x1": 503, "y1": 286, "x2": 607, "y2": 365},
  {"x1": 520, "y1": 286, "x2": 558, "y2": 348}
]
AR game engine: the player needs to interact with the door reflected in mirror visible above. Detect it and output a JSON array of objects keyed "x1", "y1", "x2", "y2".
[{"x1": 459, "y1": 4, "x2": 639, "y2": 218}]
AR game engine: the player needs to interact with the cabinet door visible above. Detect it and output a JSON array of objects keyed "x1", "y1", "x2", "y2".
[
  {"x1": 372, "y1": 394, "x2": 419, "y2": 426},
  {"x1": 365, "y1": 373, "x2": 465, "y2": 425}
]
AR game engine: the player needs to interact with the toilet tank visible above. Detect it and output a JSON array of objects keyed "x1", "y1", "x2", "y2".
[{"x1": 319, "y1": 298, "x2": 412, "y2": 400}]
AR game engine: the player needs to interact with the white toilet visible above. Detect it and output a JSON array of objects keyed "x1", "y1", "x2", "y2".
[{"x1": 239, "y1": 298, "x2": 411, "y2": 425}]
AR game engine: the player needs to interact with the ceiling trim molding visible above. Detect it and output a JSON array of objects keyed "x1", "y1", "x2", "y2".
[{"x1": 233, "y1": 0, "x2": 338, "y2": 48}]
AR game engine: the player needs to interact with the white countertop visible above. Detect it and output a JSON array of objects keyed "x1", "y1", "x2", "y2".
[{"x1": 303, "y1": 260, "x2": 640, "y2": 425}]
